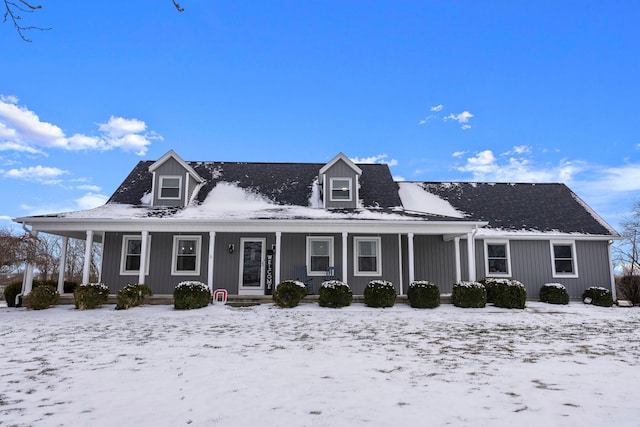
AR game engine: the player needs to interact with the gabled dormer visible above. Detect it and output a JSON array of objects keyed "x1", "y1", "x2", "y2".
[
  {"x1": 319, "y1": 152, "x2": 362, "y2": 209},
  {"x1": 149, "y1": 150, "x2": 205, "y2": 207}
]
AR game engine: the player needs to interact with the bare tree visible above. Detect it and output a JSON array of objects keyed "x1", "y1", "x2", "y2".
[
  {"x1": 0, "y1": 227, "x2": 23, "y2": 277},
  {"x1": 4, "y1": 0, "x2": 185, "y2": 42},
  {"x1": 615, "y1": 200, "x2": 640, "y2": 276}
]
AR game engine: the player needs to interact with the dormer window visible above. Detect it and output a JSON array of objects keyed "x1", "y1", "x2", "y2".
[
  {"x1": 330, "y1": 178, "x2": 352, "y2": 201},
  {"x1": 159, "y1": 176, "x2": 182, "y2": 199}
]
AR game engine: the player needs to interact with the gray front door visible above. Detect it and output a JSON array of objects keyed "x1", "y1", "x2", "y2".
[{"x1": 238, "y1": 238, "x2": 265, "y2": 295}]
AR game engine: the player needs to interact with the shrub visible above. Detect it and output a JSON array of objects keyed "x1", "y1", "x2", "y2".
[
  {"x1": 492, "y1": 279, "x2": 526, "y2": 309},
  {"x1": 63, "y1": 281, "x2": 79, "y2": 294},
  {"x1": 617, "y1": 275, "x2": 640, "y2": 305},
  {"x1": 174, "y1": 281, "x2": 211, "y2": 310},
  {"x1": 74, "y1": 283, "x2": 110, "y2": 310},
  {"x1": 451, "y1": 281, "x2": 486, "y2": 308},
  {"x1": 273, "y1": 280, "x2": 308, "y2": 308},
  {"x1": 318, "y1": 280, "x2": 353, "y2": 308},
  {"x1": 364, "y1": 280, "x2": 396, "y2": 308},
  {"x1": 407, "y1": 280, "x2": 440, "y2": 308},
  {"x1": 115, "y1": 283, "x2": 153, "y2": 310},
  {"x1": 479, "y1": 278, "x2": 501, "y2": 303},
  {"x1": 582, "y1": 286, "x2": 613, "y2": 307},
  {"x1": 24, "y1": 285, "x2": 59, "y2": 310},
  {"x1": 3, "y1": 281, "x2": 22, "y2": 307},
  {"x1": 539, "y1": 283, "x2": 570, "y2": 305}
]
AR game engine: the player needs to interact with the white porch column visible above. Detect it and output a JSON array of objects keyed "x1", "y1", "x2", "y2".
[
  {"x1": 342, "y1": 232, "x2": 348, "y2": 282},
  {"x1": 407, "y1": 233, "x2": 415, "y2": 286},
  {"x1": 466, "y1": 231, "x2": 476, "y2": 281},
  {"x1": 608, "y1": 240, "x2": 617, "y2": 301},
  {"x1": 208, "y1": 231, "x2": 216, "y2": 293},
  {"x1": 275, "y1": 232, "x2": 282, "y2": 285},
  {"x1": 454, "y1": 236, "x2": 462, "y2": 283},
  {"x1": 98, "y1": 232, "x2": 104, "y2": 283},
  {"x1": 22, "y1": 262, "x2": 35, "y2": 297},
  {"x1": 397, "y1": 234, "x2": 404, "y2": 295},
  {"x1": 57, "y1": 236, "x2": 68, "y2": 293},
  {"x1": 82, "y1": 230, "x2": 94, "y2": 285},
  {"x1": 138, "y1": 230, "x2": 149, "y2": 285}
]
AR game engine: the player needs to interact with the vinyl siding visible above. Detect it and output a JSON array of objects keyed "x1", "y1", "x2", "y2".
[
  {"x1": 152, "y1": 157, "x2": 187, "y2": 207},
  {"x1": 323, "y1": 160, "x2": 358, "y2": 209}
]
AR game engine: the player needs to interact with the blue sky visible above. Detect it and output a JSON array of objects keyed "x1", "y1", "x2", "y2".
[{"x1": 1, "y1": 1, "x2": 639, "y2": 232}]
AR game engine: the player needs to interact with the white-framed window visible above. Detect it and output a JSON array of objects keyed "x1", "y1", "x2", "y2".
[
  {"x1": 120, "y1": 235, "x2": 151, "y2": 275},
  {"x1": 550, "y1": 241, "x2": 578, "y2": 278},
  {"x1": 159, "y1": 176, "x2": 182, "y2": 199},
  {"x1": 172, "y1": 235, "x2": 202, "y2": 275},
  {"x1": 484, "y1": 240, "x2": 511, "y2": 276},
  {"x1": 354, "y1": 236, "x2": 381, "y2": 276},
  {"x1": 306, "y1": 236, "x2": 334, "y2": 276},
  {"x1": 330, "y1": 177, "x2": 352, "y2": 201}
]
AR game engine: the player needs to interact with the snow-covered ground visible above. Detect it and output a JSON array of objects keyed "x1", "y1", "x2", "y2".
[{"x1": 1, "y1": 302, "x2": 639, "y2": 427}]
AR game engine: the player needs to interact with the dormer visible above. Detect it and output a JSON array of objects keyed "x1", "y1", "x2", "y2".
[
  {"x1": 319, "y1": 152, "x2": 362, "y2": 209},
  {"x1": 149, "y1": 150, "x2": 205, "y2": 207}
]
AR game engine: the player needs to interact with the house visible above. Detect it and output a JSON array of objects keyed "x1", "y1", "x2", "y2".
[{"x1": 14, "y1": 150, "x2": 620, "y2": 299}]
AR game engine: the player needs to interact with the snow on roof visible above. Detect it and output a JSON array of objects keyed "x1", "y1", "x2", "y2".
[{"x1": 397, "y1": 182, "x2": 465, "y2": 218}]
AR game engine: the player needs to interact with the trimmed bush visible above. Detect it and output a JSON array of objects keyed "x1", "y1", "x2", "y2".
[
  {"x1": 3, "y1": 281, "x2": 22, "y2": 307},
  {"x1": 582, "y1": 286, "x2": 613, "y2": 307},
  {"x1": 479, "y1": 278, "x2": 501, "y2": 303},
  {"x1": 24, "y1": 285, "x2": 59, "y2": 310},
  {"x1": 74, "y1": 283, "x2": 110, "y2": 310},
  {"x1": 539, "y1": 283, "x2": 569, "y2": 305},
  {"x1": 318, "y1": 280, "x2": 353, "y2": 308},
  {"x1": 492, "y1": 279, "x2": 526, "y2": 309},
  {"x1": 451, "y1": 281, "x2": 486, "y2": 308},
  {"x1": 617, "y1": 275, "x2": 640, "y2": 305},
  {"x1": 174, "y1": 281, "x2": 211, "y2": 310},
  {"x1": 273, "y1": 280, "x2": 308, "y2": 308},
  {"x1": 364, "y1": 280, "x2": 396, "y2": 308},
  {"x1": 407, "y1": 280, "x2": 440, "y2": 309},
  {"x1": 115, "y1": 283, "x2": 153, "y2": 310}
]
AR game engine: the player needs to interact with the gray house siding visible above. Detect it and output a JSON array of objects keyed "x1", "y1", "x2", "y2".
[
  {"x1": 323, "y1": 160, "x2": 358, "y2": 209},
  {"x1": 346, "y1": 234, "x2": 401, "y2": 294},
  {"x1": 412, "y1": 235, "x2": 459, "y2": 294},
  {"x1": 152, "y1": 157, "x2": 188, "y2": 207}
]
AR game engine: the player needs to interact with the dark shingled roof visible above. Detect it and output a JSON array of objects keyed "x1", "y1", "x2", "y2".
[
  {"x1": 421, "y1": 182, "x2": 616, "y2": 235},
  {"x1": 108, "y1": 160, "x2": 402, "y2": 209}
]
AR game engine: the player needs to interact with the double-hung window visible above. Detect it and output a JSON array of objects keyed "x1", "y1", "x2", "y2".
[
  {"x1": 354, "y1": 237, "x2": 381, "y2": 276},
  {"x1": 120, "y1": 235, "x2": 151, "y2": 275},
  {"x1": 330, "y1": 177, "x2": 352, "y2": 201},
  {"x1": 485, "y1": 240, "x2": 511, "y2": 276},
  {"x1": 159, "y1": 176, "x2": 182, "y2": 199},
  {"x1": 307, "y1": 236, "x2": 334, "y2": 275},
  {"x1": 550, "y1": 241, "x2": 578, "y2": 277},
  {"x1": 172, "y1": 235, "x2": 201, "y2": 275}
]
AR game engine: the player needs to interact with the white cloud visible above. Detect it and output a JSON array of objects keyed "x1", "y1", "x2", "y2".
[
  {"x1": 76, "y1": 184, "x2": 102, "y2": 192},
  {"x1": 444, "y1": 111, "x2": 474, "y2": 129},
  {"x1": 75, "y1": 192, "x2": 109, "y2": 210},
  {"x1": 0, "y1": 95, "x2": 161, "y2": 156},
  {"x1": 430, "y1": 104, "x2": 444, "y2": 112},
  {"x1": 18, "y1": 191, "x2": 108, "y2": 217},
  {"x1": 4, "y1": 165, "x2": 69, "y2": 183},
  {"x1": 350, "y1": 154, "x2": 398, "y2": 167},
  {"x1": 452, "y1": 151, "x2": 466, "y2": 157}
]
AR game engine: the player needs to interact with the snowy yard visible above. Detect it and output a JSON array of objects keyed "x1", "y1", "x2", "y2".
[{"x1": 1, "y1": 302, "x2": 639, "y2": 427}]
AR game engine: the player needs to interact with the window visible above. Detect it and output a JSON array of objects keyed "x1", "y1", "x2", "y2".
[
  {"x1": 550, "y1": 241, "x2": 578, "y2": 277},
  {"x1": 330, "y1": 177, "x2": 352, "y2": 201},
  {"x1": 172, "y1": 235, "x2": 201, "y2": 275},
  {"x1": 306, "y1": 236, "x2": 334, "y2": 275},
  {"x1": 159, "y1": 176, "x2": 182, "y2": 199},
  {"x1": 354, "y1": 237, "x2": 381, "y2": 276},
  {"x1": 485, "y1": 240, "x2": 511, "y2": 276},
  {"x1": 120, "y1": 235, "x2": 151, "y2": 275}
]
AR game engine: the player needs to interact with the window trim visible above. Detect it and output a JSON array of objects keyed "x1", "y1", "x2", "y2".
[
  {"x1": 306, "y1": 236, "x2": 334, "y2": 276},
  {"x1": 353, "y1": 236, "x2": 382, "y2": 276},
  {"x1": 484, "y1": 240, "x2": 511, "y2": 277},
  {"x1": 120, "y1": 235, "x2": 151, "y2": 275},
  {"x1": 171, "y1": 235, "x2": 202, "y2": 276},
  {"x1": 158, "y1": 175, "x2": 183, "y2": 200},
  {"x1": 550, "y1": 240, "x2": 579, "y2": 278},
  {"x1": 329, "y1": 177, "x2": 353, "y2": 202}
]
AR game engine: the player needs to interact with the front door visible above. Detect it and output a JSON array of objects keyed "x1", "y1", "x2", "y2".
[{"x1": 239, "y1": 238, "x2": 266, "y2": 295}]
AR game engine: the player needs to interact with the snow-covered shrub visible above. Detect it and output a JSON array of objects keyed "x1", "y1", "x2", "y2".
[
  {"x1": 451, "y1": 281, "x2": 486, "y2": 308},
  {"x1": 24, "y1": 285, "x2": 59, "y2": 310},
  {"x1": 74, "y1": 283, "x2": 110, "y2": 310},
  {"x1": 174, "y1": 281, "x2": 211, "y2": 310},
  {"x1": 3, "y1": 281, "x2": 22, "y2": 307},
  {"x1": 492, "y1": 279, "x2": 526, "y2": 309},
  {"x1": 616, "y1": 275, "x2": 640, "y2": 305},
  {"x1": 273, "y1": 280, "x2": 308, "y2": 308},
  {"x1": 582, "y1": 286, "x2": 613, "y2": 307},
  {"x1": 318, "y1": 280, "x2": 353, "y2": 308},
  {"x1": 364, "y1": 280, "x2": 396, "y2": 308},
  {"x1": 479, "y1": 278, "x2": 501, "y2": 303},
  {"x1": 407, "y1": 280, "x2": 440, "y2": 308},
  {"x1": 539, "y1": 283, "x2": 569, "y2": 305},
  {"x1": 115, "y1": 283, "x2": 153, "y2": 310}
]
